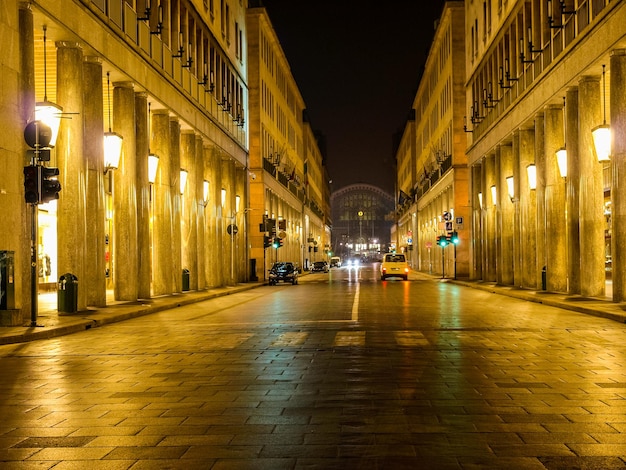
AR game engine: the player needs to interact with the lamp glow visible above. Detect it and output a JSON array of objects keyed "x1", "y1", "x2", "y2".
[
  {"x1": 235, "y1": 194, "x2": 241, "y2": 213},
  {"x1": 556, "y1": 148, "x2": 567, "y2": 178},
  {"x1": 35, "y1": 101, "x2": 63, "y2": 147},
  {"x1": 490, "y1": 185, "x2": 497, "y2": 206},
  {"x1": 148, "y1": 154, "x2": 159, "y2": 183},
  {"x1": 527, "y1": 164, "x2": 537, "y2": 190},
  {"x1": 478, "y1": 192, "x2": 483, "y2": 209},
  {"x1": 221, "y1": 188, "x2": 227, "y2": 207},
  {"x1": 104, "y1": 132, "x2": 123, "y2": 170},
  {"x1": 203, "y1": 180, "x2": 209, "y2": 203},
  {"x1": 506, "y1": 176, "x2": 515, "y2": 201},
  {"x1": 179, "y1": 169, "x2": 188, "y2": 195},
  {"x1": 593, "y1": 64, "x2": 610, "y2": 162},
  {"x1": 592, "y1": 124, "x2": 611, "y2": 162}
]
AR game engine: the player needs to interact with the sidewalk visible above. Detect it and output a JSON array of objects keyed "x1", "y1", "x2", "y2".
[
  {"x1": 0, "y1": 274, "x2": 624, "y2": 345},
  {"x1": 0, "y1": 282, "x2": 264, "y2": 345}
]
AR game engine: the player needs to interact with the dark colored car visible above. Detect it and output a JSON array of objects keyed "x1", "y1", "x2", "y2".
[
  {"x1": 268, "y1": 262, "x2": 299, "y2": 285},
  {"x1": 310, "y1": 261, "x2": 329, "y2": 273}
]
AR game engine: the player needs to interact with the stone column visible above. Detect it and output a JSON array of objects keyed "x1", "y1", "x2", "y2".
[
  {"x1": 112, "y1": 81, "x2": 138, "y2": 301},
  {"x1": 544, "y1": 104, "x2": 567, "y2": 293},
  {"x1": 535, "y1": 112, "x2": 547, "y2": 288},
  {"x1": 236, "y1": 165, "x2": 247, "y2": 282},
  {"x1": 170, "y1": 117, "x2": 182, "y2": 293},
  {"x1": 471, "y1": 163, "x2": 483, "y2": 280},
  {"x1": 195, "y1": 136, "x2": 207, "y2": 290},
  {"x1": 135, "y1": 92, "x2": 151, "y2": 300},
  {"x1": 566, "y1": 87, "x2": 581, "y2": 294},
  {"x1": 204, "y1": 145, "x2": 217, "y2": 287},
  {"x1": 611, "y1": 50, "x2": 626, "y2": 301},
  {"x1": 519, "y1": 127, "x2": 538, "y2": 289},
  {"x1": 82, "y1": 56, "x2": 106, "y2": 307},
  {"x1": 56, "y1": 41, "x2": 87, "y2": 311},
  {"x1": 484, "y1": 154, "x2": 497, "y2": 282},
  {"x1": 511, "y1": 131, "x2": 522, "y2": 287},
  {"x1": 578, "y1": 76, "x2": 605, "y2": 298},
  {"x1": 151, "y1": 109, "x2": 172, "y2": 295},
  {"x1": 499, "y1": 144, "x2": 514, "y2": 285},
  {"x1": 222, "y1": 157, "x2": 236, "y2": 285},
  {"x1": 181, "y1": 130, "x2": 198, "y2": 290}
]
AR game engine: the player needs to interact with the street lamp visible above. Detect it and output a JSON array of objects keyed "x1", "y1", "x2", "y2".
[
  {"x1": 592, "y1": 64, "x2": 611, "y2": 162},
  {"x1": 103, "y1": 72, "x2": 122, "y2": 173},
  {"x1": 527, "y1": 164, "x2": 537, "y2": 190}
]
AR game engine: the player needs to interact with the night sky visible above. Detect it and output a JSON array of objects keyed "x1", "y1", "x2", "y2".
[{"x1": 259, "y1": 1, "x2": 449, "y2": 194}]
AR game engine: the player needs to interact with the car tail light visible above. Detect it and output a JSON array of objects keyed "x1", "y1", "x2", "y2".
[{"x1": 404, "y1": 267, "x2": 409, "y2": 273}]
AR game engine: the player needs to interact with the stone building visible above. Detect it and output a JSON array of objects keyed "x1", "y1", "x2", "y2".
[
  {"x1": 246, "y1": 4, "x2": 330, "y2": 277},
  {"x1": 396, "y1": 0, "x2": 624, "y2": 297},
  {"x1": 394, "y1": 2, "x2": 468, "y2": 278},
  {"x1": 0, "y1": 0, "x2": 329, "y2": 325},
  {"x1": 466, "y1": 0, "x2": 623, "y2": 299}
]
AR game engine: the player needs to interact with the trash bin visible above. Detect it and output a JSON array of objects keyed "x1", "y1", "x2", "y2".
[
  {"x1": 182, "y1": 268, "x2": 190, "y2": 291},
  {"x1": 0, "y1": 251, "x2": 15, "y2": 310},
  {"x1": 58, "y1": 273, "x2": 78, "y2": 313},
  {"x1": 541, "y1": 266, "x2": 547, "y2": 291}
]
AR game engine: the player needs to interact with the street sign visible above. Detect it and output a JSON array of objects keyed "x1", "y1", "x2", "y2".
[
  {"x1": 443, "y1": 211, "x2": 452, "y2": 221},
  {"x1": 227, "y1": 224, "x2": 238, "y2": 235}
]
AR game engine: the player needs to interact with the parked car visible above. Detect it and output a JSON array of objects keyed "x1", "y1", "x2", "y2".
[
  {"x1": 311, "y1": 261, "x2": 329, "y2": 273},
  {"x1": 268, "y1": 262, "x2": 299, "y2": 285},
  {"x1": 380, "y1": 253, "x2": 409, "y2": 280}
]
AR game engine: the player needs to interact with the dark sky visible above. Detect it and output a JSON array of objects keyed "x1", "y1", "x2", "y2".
[{"x1": 259, "y1": 1, "x2": 448, "y2": 193}]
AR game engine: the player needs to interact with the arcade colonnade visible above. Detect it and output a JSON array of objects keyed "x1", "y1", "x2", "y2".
[
  {"x1": 470, "y1": 50, "x2": 626, "y2": 301},
  {"x1": 20, "y1": 5, "x2": 249, "y2": 314}
]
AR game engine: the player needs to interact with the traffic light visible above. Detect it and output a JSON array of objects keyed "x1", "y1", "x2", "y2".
[
  {"x1": 436, "y1": 235, "x2": 449, "y2": 247},
  {"x1": 263, "y1": 235, "x2": 272, "y2": 248},
  {"x1": 272, "y1": 237, "x2": 283, "y2": 249},
  {"x1": 450, "y1": 231, "x2": 460, "y2": 245},
  {"x1": 24, "y1": 165, "x2": 40, "y2": 204},
  {"x1": 40, "y1": 166, "x2": 61, "y2": 203}
]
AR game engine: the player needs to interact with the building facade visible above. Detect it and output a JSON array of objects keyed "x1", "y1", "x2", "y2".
[
  {"x1": 0, "y1": 0, "x2": 329, "y2": 326},
  {"x1": 246, "y1": 4, "x2": 330, "y2": 277},
  {"x1": 395, "y1": 0, "x2": 626, "y2": 299},
  {"x1": 394, "y1": 2, "x2": 468, "y2": 277},
  {"x1": 466, "y1": 0, "x2": 623, "y2": 299}
]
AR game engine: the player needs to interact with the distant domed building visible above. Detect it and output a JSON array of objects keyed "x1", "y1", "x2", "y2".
[{"x1": 330, "y1": 184, "x2": 395, "y2": 260}]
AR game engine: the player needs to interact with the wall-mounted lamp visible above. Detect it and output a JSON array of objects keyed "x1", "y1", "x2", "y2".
[
  {"x1": 137, "y1": 0, "x2": 152, "y2": 21},
  {"x1": 463, "y1": 116, "x2": 474, "y2": 133},
  {"x1": 179, "y1": 169, "x2": 188, "y2": 195},
  {"x1": 506, "y1": 176, "x2": 515, "y2": 202},
  {"x1": 148, "y1": 154, "x2": 159, "y2": 184},
  {"x1": 221, "y1": 188, "x2": 227, "y2": 208},
  {"x1": 103, "y1": 72, "x2": 123, "y2": 173},
  {"x1": 202, "y1": 180, "x2": 210, "y2": 206},
  {"x1": 527, "y1": 164, "x2": 537, "y2": 190},
  {"x1": 199, "y1": 64, "x2": 215, "y2": 92},
  {"x1": 478, "y1": 192, "x2": 483, "y2": 209},
  {"x1": 172, "y1": 32, "x2": 185, "y2": 58},
  {"x1": 592, "y1": 64, "x2": 611, "y2": 162},
  {"x1": 235, "y1": 194, "x2": 241, "y2": 213},
  {"x1": 490, "y1": 185, "x2": 497, "y2": 206},
  {"x1": 556, "y1": 96, "x2": 567, "y2": 178},
  {"x1": 547, "y1": 0, "x2": 563, "y2": 28},
  {"x1": 35, "y1": 26, "x2": 63, "y2": 148},
  {"x1": 556, "y1": 148, "x2": 568, "y2": 178}
]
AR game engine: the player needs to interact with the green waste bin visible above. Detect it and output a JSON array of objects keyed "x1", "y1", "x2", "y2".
[
  {"x1": 58, "y1": 273, "x2": 78, "y2": 313},
  {"x1": 182, "y1": 268, "x2": 190, "y2": 291}
]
